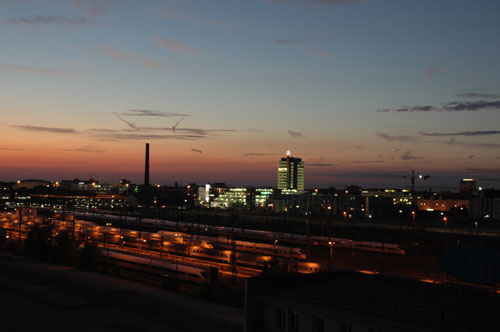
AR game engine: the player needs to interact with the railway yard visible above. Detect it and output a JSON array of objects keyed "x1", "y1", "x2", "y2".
[{"x1": 1, "y1": 208, "x2": 499, "y2": 301}]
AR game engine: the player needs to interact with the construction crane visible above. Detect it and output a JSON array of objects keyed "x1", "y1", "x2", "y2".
[{"x1": 403, "y1": 170, "x2": 430, "y2": 193}]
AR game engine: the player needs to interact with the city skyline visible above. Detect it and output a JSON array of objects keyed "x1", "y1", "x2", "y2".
[{"x1": 1, "y1": 1, "x2": 500, "y2": 190}]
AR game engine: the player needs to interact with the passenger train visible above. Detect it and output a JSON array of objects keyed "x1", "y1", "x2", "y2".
[
  {"x1": 104, "y1": 250, "x2": 218, "y2": 284},
  {"x1": 62, "y1": 210, "x2": 406, "y2": 255}
]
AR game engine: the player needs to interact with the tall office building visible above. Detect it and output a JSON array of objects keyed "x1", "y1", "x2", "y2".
[{"x1": 277, "y1": 150, "x2": 304, "y2": 192}]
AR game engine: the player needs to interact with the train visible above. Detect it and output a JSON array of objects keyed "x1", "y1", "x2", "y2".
[
  {"x1": 104, "y1": 250, "x2": 218, "y2": 284},
  {"x1": 61, "y1": 210, "x2": 406, "y2": 255},
  {"x1": 49, "y1": 214, "x2": 309, "y2": 259}
]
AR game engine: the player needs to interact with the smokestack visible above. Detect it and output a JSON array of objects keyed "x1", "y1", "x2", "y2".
[{"x1": 144, "y1": 143, "x2": 150, "y2": 187}]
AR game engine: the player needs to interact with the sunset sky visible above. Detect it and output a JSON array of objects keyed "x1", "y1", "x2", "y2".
[{"x1": 1, "y1": 0, "x2": 500, "y2": 190}]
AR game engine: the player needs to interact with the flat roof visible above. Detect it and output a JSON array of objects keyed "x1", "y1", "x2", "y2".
[{"x1": 248, "y1": 271, "x2": 500, "y2": 331}]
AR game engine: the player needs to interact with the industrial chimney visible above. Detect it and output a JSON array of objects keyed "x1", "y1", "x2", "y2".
[{"x1": 144, "y1": 143, "x2": 150, "y2": 187}]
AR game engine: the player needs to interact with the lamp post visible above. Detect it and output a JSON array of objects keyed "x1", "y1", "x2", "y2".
[
  {"x1": 328, "y1": 241, "x2": 334, "y2": 270},
  {"x1": 411, "y1": 211, "x2": 416, "y2": 243}
]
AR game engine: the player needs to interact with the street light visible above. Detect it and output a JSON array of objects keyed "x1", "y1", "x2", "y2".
[{"x1": 328, "y1": 241, "x2": 335, "y2": 270}]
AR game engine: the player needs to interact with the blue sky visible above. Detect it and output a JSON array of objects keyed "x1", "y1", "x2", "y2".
[{"x1": 1, "y1": 0, "x2": 500, "y2": 190}]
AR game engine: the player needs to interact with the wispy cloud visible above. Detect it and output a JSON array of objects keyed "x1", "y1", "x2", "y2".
[
  {"x1": 441, "y1": 101, "x2": 500, "y2": 112},
  {"x1": 419, "y1": 130, "x2": 500, "y2": 137},
  {"x1": 58, "y1": 145, "x2": 106, "y2": 153},
  {"x1": 150, "y1": 8, "x2": 241, "y2": 29},
  {"x1": 377, "y1": 105, "x2": 435, "y2": 112},
  {"x1": 270, "y1": 0, "x2": 366, "y2": 4},
  {"x1": 93, "y1": 133, "x2": 206, "y2": 141},
  {"x1": 4, "y1": 15, "x2": 94, "y2": 25},
  {"x1": 71, "y1": 0, "x2": 116, "y2": 18},
  {"x1": 312, "y1": 0, "x2": 367, "y2": 4},
  {"x1": 424, "y1": 66, "x2": 442, "y2": 78},
  {"x1": 465, "y1": 168, "x2": 500, "y2": 172},
  {"x1": 378, "y1": 100, "x2": 500, "y2": 112},
  {"x1": 112, "y1": 112, "x2": 138, "y2": 130},
  {"x1": 137, "y1": 126, "x2": 236, "y2": 136},
  {"x1": 401, "y1": 150, "x2": 423, "y2": 160},
  {"x1": 11, "y1": 125, "x2": 77, "y2": 134},
  {"x1": 307, "y1": 163, "x2": 335, "y2": 167},
  {"x1": 456, "y1": 91, "x2": 500, "y2": 99},
  {"x1": 0, "y1": 147, "x2": 24, "y2": 151},
  {"x1": 0, "y1": 63, "x2": 71, "y2": 76},
  {"x1": 156, "y1": 38, "x2": 200, "y2": 55},
  {"x1": 375, "y1": 132, "x2": 418, "y2": 142},
  {"x1": 427, "y1": 138, "x2": 500, "y2": 149},
  {"x1": 288, "y1": 130, "x2": 305, "y2": 138},
  {"x1": 349, "y1": 160, "x2": 384, "y2": 164},
  {"x1": 248, "y1": 128, "x2": 266, "y2": 133},
  {"x1": 191, "y1": 148, "x2": 203, "y2": 154},
  {"x1": 273, "y1": 39, "x2": 309, "y2": 45},
  {"x1": 122, "y1": 110, "x2": 190, "y2": 117},
  {"x1": 304, "y1": 48, "x2": 335, "y2": 59},
  {"x1": 243, "y1": 153, "x2": 281, "y2": 157},
  {"x1": 93, "y1": 46, "x2": 165, "y2": 69}
]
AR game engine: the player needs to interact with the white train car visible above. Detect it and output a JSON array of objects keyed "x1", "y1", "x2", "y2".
[
  {"x1": 68, "y1": 211, "x2": 405, "y2": 255},
  {"x1": 105, "y1": 250, "x2": 218, "y2": 284}
]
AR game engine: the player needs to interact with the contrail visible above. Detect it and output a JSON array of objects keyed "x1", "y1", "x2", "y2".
[
  {"x1": 112, "y1": 112, "x2": 138, "y2": 130},
  {"x1": 172, "y1": 117, "x2": 184, "y2": 134}
]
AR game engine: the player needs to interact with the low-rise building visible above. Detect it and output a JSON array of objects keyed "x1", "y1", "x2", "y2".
[{"x1": 245, "y1": 271, "x2": 500, "y2": 332}]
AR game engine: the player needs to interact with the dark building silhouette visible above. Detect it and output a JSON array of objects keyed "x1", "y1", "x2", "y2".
[{"x1": 144, "y1": 143, "x2": 150, "y2": 187}]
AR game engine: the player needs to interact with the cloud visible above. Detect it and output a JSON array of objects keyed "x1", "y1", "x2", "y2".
[
  {"x1": 273, "y1": 39, "x2": 308, "y2": 45},
  {"x1": 147, "y1": 8, "x2": 241, "y2": 29},
  {"x1": 122, "y1": 110, "x2": 190, "y2": 117},
  {"x1": 0, "y1": 147, "x2": 24, "y2": 151},
  {"x1": 312, "y1": 0, "x2": 366, "y2": 3},
  {"x1": 138, "y1": 126, "x2": 236, "y2": 136},
  {"x1": 4, "y1": 15, "x2": 94, "y2": 25},
  {"x1": 191, "y1": 148, "x2": 203, "y2": 154},
  {"x1": 307, "y1": 163, "x2": 335, "y2": 167},
  {"x1": 377, "y1": 105, "x2": 435, "y2": 112},
  {"x1": 401, "y1": 150, "x2": 423, "y2": 160},
  {"x1": 424, "y1": 66, "x2": 442, "y2": 78},
  {"x1": 465, "y1": 168, "x2": 500, "y2": 172},
  {"x1": 58, "y1": 145, "x2": 106, "y2": 153},
  {"x1": 419, "y1": 130, "x2": 500, "y2": 137},
  {"x1": 349, "y1": 160, "x2": 384, "y2": 164},
  {"x1": 0, "y1": 63, "x2": 70, "y2": 76},
  {"x1": 156, "y1": 38, "x2": 200, "y2": 55},
  {"x1": 93, "y1": 133, "x2": 206, "y2": 141},
  {"x1": 288, "y1": 130, "x2": 305, "y2": 138},
  {"x1": 86, "y1": 128, "x2": 119, "y2": 133},
  {"x1": 11, "y1": 125, "x2": 77, "y2": 134},
  {"x1": 172, "y1": 118, "x2": 184, "y2": 134},
  {"x1": 93, "y1": 46, "x2": 165, "y2": 69},
  {"x1": 304, "y1": 48, "x2": 335, "y2": 59},
  {"x1": 270, "y1": 0, "x2": 366, "y2": 4},
  {"x1": 112, "y1": 112, "x2": 138, "y2": 130},
  {"x1": 375, "y1": 132, "x2": 418, "y2": 142},
  {"x1": 243, "y1": 153, "x2": 281, "y2": 157},
  {"x1": 378, "y1": 100, "x2": 500, "y2": 113},
  {"x1": 456, "y1": 91, "x2": 500, "y2": 99},
  {"x1": 441, "y1": 100, "x2": 500, "y2": 112},
  {"x1": 248, "y1": 128, "x2": 266, "y2": 133},
  {"x1": 428, "y1": 138, "x2": 500, "y2": 149},
  {"x1": 72, "y1": 0, "x2": 116, "y2": 18}
]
